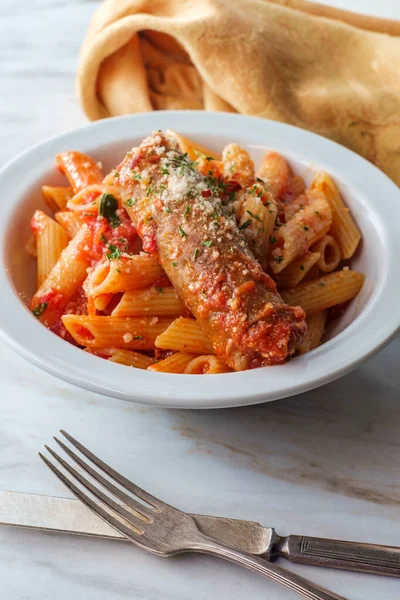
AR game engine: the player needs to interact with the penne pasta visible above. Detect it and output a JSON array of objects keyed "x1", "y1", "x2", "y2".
[
  {"x1": 296, "y1": 311, "x2": 327, "y2": 354},
  {"x1": 31, "y1": 210, "x2": 69, "y2": 288},
  {"x1": 238, "y1": 186, "x2": 278, "y2": 269},
  {"x1": 25, "y1": 234, "x2": 37, "y2": 257},
  {"x1": 275, "y1": 251, "x2": 321, "y2": 289},
  {"x1": 55, "y1": 211, "x2": 82, "y2": 239},
  {"x1": 83, "y1": 255, "x2": 165, "y2": 297},
  {"x1": 56, "y1": 151, "x2": 104, "y2": 193},
  {"x1": 30, "y1": 224, "x2": 92, "y2": 326},
  {"x1": 67, "y1": 184, "x2": 122, "y2": 213},
  {"x1": 62, "y1": 315, "x2": 173, "y2": 349},
  {"x1": 93, "y1": 294, "x2": 113, "y2": 311},
  {"x1": 85, "y1": 347, "x2": 154, "y2": 369},
  {"x1": 282, "y1": 269, "x2": 365, "y2": 315},
  {"x1": 41, "y1": 186, "x2": 72, "y2": 213},
  {"x1": 184, "y1": 355, "x2": 232, "y2": 374},
  {"x1": 257, "y1": 151, "x2": 290, "y2": 198},
  {"x1": 222, "y1": 143, "x2": 255, "y2": 189},
  {"x1": 166, "y1": 130, "x2": 221, "y2": 162},
  {"x1": 283, "y1": 193, "x2": 311, "y2": 221},
  {"x1": 270, "y1": 195, "x2": 332, "y2": 273},
  {"x1": 112, "y1": 286, "x2": 187, "y2": 317},
  {"x1": 311, "y1": 172, "x2": 361, "y2": 259},
  {"x1": 148, "y1": 352, "x2": 197, "y2": 373},
  {"x1": 311, "y1": 234, "x2": 341, "y2": 273},
  {"x1": 155, "y1": 317, "x2": 214, "y2": 354}
]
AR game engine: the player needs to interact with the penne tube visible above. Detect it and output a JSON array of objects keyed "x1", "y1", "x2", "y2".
[
  {"x1": 112, "y1": 286, "x2": 187, "y2": 317},
  {"x1": 148, "y1": 352, "x2": 197, "y2": 373},
  {"x1": 85, "y1": 347, "x2": 154, "y2": 369},
  {"x1": 166, "y1": 130, "x2": 221, "y2": 162},
  {"x1": 56, "y1": 151, "x2": 103, "y2": 193},
  {"x1": 222, "y1": 143, "x2": 255, "y2": 189},
  {"x1": 283, "y1": 193, "x2": 311, "y2": 221},
  {"x1": 93, "y1": 293, "x2": 113, "y2": 311},
  {"x1": 41, "y1": 186, "x2": 72, "y2": 212},
  {"x1": 238, "y1": 188, "x2": 278, "y2": 269},
  {"x1": 311, "y1": 172, "x2": 361, "y2": 259},
  {"x1": 270, "y1": 195, "x2": 332, "y2": 273},
  {"x1": 184, "y1": 355, "x2": 232, "y2": 374},
  {"x1": 83, "y1": 255, "x2": 165, "y2": 297},
  {"x1": 25, "y1": 234, "x2": 37, "y2": 257},
  {"x1": 285, "y1": 175, "x2": 305, "y2": 200},
  {"x1": 67, "y1": 184, "x2": 122, "y2": 213},
  {"x1": 257, "y1": 151, "x2": 291, "y2": 198},
  {"x1": 31, "y1": 210, "x2": 69, "y2": 288},
  {"x1": 281, "y1": 269, "x2": 365, "y2": 315},
  {"x1": 155, "y1": 317, "x2": 214, "y2": 354},
  {"x1": 55, "y1": 211, "x2": 83, "y2": 239},
  {"x1": 275, "y1": 251, "x2": 321, "y2": 289},
  {"x1": 311, "y1": 234, "x2": 341, "y2": 273},
  {"x1": 62, "y1": 315, "x2": 173, "y2": 349},
  {"x1": 296, "y1": 311, "x2": 327, "y2": 355},
  {"x1": 30, "y1": 224, "x2": 92, "y2": 327}
]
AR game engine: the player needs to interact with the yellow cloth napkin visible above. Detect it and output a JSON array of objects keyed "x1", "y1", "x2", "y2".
[{"x1": 78, "y1": 0, "x2": 400, "y2": 184}]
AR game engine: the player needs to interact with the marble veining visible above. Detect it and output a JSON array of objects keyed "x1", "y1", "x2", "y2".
[{"x1": 1, "y1": 1, "x2": 400, "y2": 598}]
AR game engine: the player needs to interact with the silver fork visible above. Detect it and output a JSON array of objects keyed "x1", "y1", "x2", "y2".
[{"x1": 39, "y1": 431, "x2": 348, "y2": 600}]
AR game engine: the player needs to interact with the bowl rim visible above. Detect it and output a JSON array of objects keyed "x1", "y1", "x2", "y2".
[{"x1": 0, "y1": 110, "x2": 399, "y2": 409}]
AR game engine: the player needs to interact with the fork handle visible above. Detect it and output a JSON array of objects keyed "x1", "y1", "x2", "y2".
[
  {"x1": 196, "y1": 539, "x2": 347, "y2": 600},
  {"x1": 276, "y1": 535, "x2": 400, "y2": 577}
]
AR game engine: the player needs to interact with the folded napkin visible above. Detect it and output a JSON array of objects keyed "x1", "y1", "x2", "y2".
[{"x1": 78, "y1": 0, "x2": 400, "y2": 184}]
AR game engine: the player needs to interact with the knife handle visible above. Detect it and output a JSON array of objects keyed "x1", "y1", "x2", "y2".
[{"x1": 275, "y1": 535, "x2": 400, "y2": 577}]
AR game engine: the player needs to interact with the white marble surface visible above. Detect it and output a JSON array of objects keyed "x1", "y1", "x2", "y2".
[{"x1": 1, "y1": 1, "x2": 400, "y2": 598}]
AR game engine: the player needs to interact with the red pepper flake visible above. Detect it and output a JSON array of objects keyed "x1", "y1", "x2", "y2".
[{"x1": 201, "y1": 189, "x2": 212, "y2": 198}]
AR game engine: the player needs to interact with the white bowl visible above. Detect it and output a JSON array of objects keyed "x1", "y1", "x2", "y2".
[{"x1": 1, "y1": 111, "x2": 399, "y2": 408}]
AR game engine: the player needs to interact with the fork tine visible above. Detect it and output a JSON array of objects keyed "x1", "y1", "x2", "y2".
[
  {"x1": 38, "y1": 452, "x2": 147, "y2": 545},
  {"x1": 43, "y1": 445, "x2": 150, "y2": 531},
  {"x1": 60, "y1": 430, "x2": 168, "y2": 510},
  {"x1": 53, "y1": 436, "x2": 154, "y2": 522}
]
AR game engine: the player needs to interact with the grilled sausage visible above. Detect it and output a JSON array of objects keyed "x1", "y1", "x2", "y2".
[{"x1": 116, "y1": 132, "x2": 306, "y2": 370}]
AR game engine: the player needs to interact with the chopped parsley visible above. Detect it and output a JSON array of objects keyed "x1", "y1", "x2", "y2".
[
  {"x1": 178, "y1": 225, "x2": 186, "y2": 237},
  {"x1": 32, "y1": 302, "x2": 48, "y2": 317},
  {"x1": 133, "y1": 335, "x2": 143, "y2": 340},
  {"x1": 319, "y1": 281, "x2": 326, "y2": 287},
  {"x1": 184, "y1": 205, "x2": 190, "y2": 217},
  {"x1": 160, "y1": 165, "x2": 169, "y2": 175},
  {"x1": 133, "y1": 173, "x2": 141, "y2": 180},
  {"x1": 106, "y1": 244, "x2": 122, "y2": 261},
  {"x1": 172, "y1": 261, "x2": 178, "y2": 267},
  {"x1": 256, "y1": 177, "x2": 264, "y2": 183},
  {"x1": 274, "y1": 255, "x2": 284, "y2": 264},
  {"x1": 146, "y1": 186, "x2": 153, "y2": 197},
  {"x1": 201, "y1": 289, "x2": 207, "y2": 299},
  {"x1": 246, "y1": 210, "x2": 261, "y2": 222},
  {"x1": 125, "y1": 197, "x2": 136, "y2": 207},
  {"x1": 193, "y1": 248, "x2": 200, "y2": 260},
  {"x1": 154, "y1": 286, "x2": 163, "y2": 293},
  {"x1": 239, "y1": 219, "x2": 252, "y2": 231},
  {"x1": 201, "y1": 240, "x2": 212, "y2": 247},
  {"x1": 100, "y1": 233, "x2": 107, "y2": 243},
  {"x1": 269, "y1": 236, "x2": 277, "y2": 244},
  {"x1": 303, "y1": 225, "x2": 309, "y2": 231},
  {"x1": 164, "y1": 206, "x2": 172, "y2": 214},
  {"x1": 99, "y1": 193, "x2": 121, "y2": 228},
  {"x1": 314, "y1": 211, "x2": 321, "y2": 218},
  {"x1": 228, "y1": 165, "x2": 235, "y2": 174}
]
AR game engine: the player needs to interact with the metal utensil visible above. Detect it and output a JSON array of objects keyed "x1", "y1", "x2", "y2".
[
  {"x1": 2, "y1": 490, "x2": 399, "y2": 578},
  {"x1": 39, "y1": 430, "x2": 347, "y2": 600}
]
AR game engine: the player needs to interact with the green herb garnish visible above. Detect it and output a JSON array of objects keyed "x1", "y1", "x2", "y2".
[
  {"x1": 303, "y1": 225, "x2": 309, "y2": 231},
  {"x1": 178, "y1": 225, "x2": 186, "y2": 238},
  {"x1": 246, "y1": 210, "x2": 261, "y2": 222},
  {"x1": 201, "y1": 240, "x2": 212, "y2": 247},
  {"x1": 100, "y1": 233, "x2": 107, "y2": 243},
  {"x1": 165, "y1": 206, "x2": 172, "y2": 214},
  {"x1": 99, "y1": 193, "x2": 121, "y2": 228},
  {"x1": 269, "y1": 236, "x2": 277, "y2": 244},
  {"x1": 274, "y1": 255, "x2": 284, "y2": 264},
  {"x1": 184, "y1": 205, "x2": 190, "y2": 217},
  {"x1": 154, "y1": 286, "x2": 163, "y2": 293},
  {"x1": 201, "y1": 289, "x2": 207, "y2": 299},
  {"x1": 133, "y1": 335, "x2": 143, "y2": 340},
  {"x1": 32, "y1": 302, "x2": 48, "y2": 317},
  {"x1": 172, "y1": 261, "x2": 178, "y2": 267},
  {"x1": 106, "y1": 244, "x2": 122, "y2": 261},
  {"x1": 239, "y1": 219, "x2": 252, "y2": 231},
  {"x1": 125, "y1": 197, "x2": 136, "y2": 207},
  {"x1": 193, "y1": 248, "x2": 200, "y2": 260}
]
